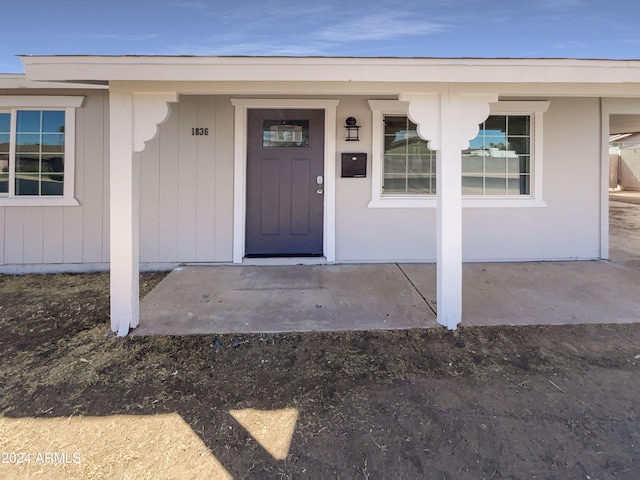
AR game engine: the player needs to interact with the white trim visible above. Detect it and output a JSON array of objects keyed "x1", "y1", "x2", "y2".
[
  {"x1": 0, "y1": 96, "x2": 84, "y2": 108},
  {"x1": 367, "y1": 100, "x2": 550, "y2": 208},
  {"x1": 231, "y1": 102, "x2": 247, "y2": 264},
  {"x1": 600, "y1": 98, "x2": 610, "y2": 260},
  {"x1": 0, "y1": 104, "x2": 81, "y2": 206},
  {"x1": 7, "y1": 108, "x2": 16, "y2": 197},
  {"x1": 0, "y1": 75, "x2": 106, "y2": 90},
  {"x1": 0, "y1": 197, "x2": 79, "y2": 207},
  {"x1": 597, "y1": 97, "x2": 640, "y2": 259},
  {"x1": 230, "y1": 98, "x2": 340, "y2": 263},
  {"x1": 23, "y1": 56, "x2": 640, "y2": 87},
  {"x1": 367, "y1": 197, "x2": 547, "y2": 209},
  {"x1": 62, "y1": 107, "x2": 77, "y2": 203}
]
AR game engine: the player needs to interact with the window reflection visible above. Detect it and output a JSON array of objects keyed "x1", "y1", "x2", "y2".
[
  {"x1": 13, "y1": 110, "x2": 66, "y2": 196},
  {"x1": 262, "y1": 120, "x2": 309, "y2": 147},
  {"x1": 383, "y1": 115, "x2": 435, "y2": 195},
  {"x1": 462, "y1": 115, "x2": 531, "y2": 196}
]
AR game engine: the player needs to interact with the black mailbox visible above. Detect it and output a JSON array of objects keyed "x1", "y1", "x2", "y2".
[{"x1": 341, "y1": 153, "x2": 367, "y2": 178}]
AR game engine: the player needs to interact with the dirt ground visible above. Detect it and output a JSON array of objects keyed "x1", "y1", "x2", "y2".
[
  {"x1": 0, "y1": 198, "x2": 638, "y2": 479},
  {"x1": 0, "y1": 270, "x2": 639, "y2": 479}
]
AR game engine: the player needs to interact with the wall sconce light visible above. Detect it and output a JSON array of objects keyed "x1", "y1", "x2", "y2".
[{"x1": 345, "y1": 117, "x2": 360, "y2": 141}]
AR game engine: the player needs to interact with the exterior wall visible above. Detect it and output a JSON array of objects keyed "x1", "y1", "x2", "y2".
[
  {"x1": 0, "y1": 92, "x2": 235, "y2": 271},
  {"x1": 0, "y1": 89, "x2": 110, "y2": 270},
  {"x1": 0, "y1": 92, "x2": 604, "y2": 270},
  {"x1": 463, "y1": 98, "x2": 601, "y2": 261},
  {"x1": 334, "y1": 96, "x2": 434, "y2": 262},
  {"x1": 335, "y1": 97, "x2": 602, "y2": 262},
  {"x1": 137, "y1": 95, "x2": 234, "y2": 263}
]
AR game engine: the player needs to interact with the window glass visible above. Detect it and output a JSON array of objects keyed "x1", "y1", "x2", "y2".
[
  {"x1": 0, "y1": 113, "x2": 9, "y2": 194},
  {"x1": 42, "y1": 134, "x2": 65, "y2": 153},
  {"x1": 262, "y1": 120, "x2": 309, "y2": 147},
  {"x1": 42, "y1": 111, "x2": 65, "y2": 133},
  {"x1": 16, "y1": 134, "x2": 41, "y2": 153},
  {"x1": 383, "y1": 115, "x2": 435, "y2": 195},
  {"x1": 462, "y1": 114, "x2": 531, "y2": 196},
  {"x1": 16, "y1": 154, "x2": 39, "y2": 172},
  {"x1": 41, "y1": 173, "x2": 64, "y2": 195},
  {"x1": 16, "y1": 111, "x2": 42, "y2": 133},
  {"x1": 0, "y1": 113, "x2": 9, "y2": 134},
  {"x1": 12, "y1": 110, "x2": 65, "y2": 196}
]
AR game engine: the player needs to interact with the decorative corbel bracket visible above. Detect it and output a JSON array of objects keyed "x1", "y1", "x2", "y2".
[
  {"x1": 399, "y1": 92, "x2": 498, "y2": 150},
  {"x1": 132, "y1": 92, "x2": 178, "y2": 153}
]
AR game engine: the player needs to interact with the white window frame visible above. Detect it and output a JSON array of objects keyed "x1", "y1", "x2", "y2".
[
  {"x1": 367, "y1": 99, "x2": 550, "y2": 208},
  {"x1": 0, "y1": 96, "x2": 83, "y2": 206}
]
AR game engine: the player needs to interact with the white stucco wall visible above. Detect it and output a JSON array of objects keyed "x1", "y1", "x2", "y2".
[
  {"x1": 463, "y1": 98, "x2": 602, "y2": 261},
  {"x1": 334, "y1": 96, "x2": 603, "y2": 262},
  {"x1": 334, "y1": 96, "x2": 435, "y2": 262}
]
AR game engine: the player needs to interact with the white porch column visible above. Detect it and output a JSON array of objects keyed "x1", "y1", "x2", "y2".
[
  {"x1": 109, "y1": 91, "x2": 177, "y2": 336},
  {"x1": 109, "y1": 92, "x2": 138, "y2": 336},
  {"x1": 400, "y1": 92, "x2": 497, "y2": 329}
]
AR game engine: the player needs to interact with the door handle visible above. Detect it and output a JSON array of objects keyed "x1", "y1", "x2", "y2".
[{"x1": 316, "y1": 175, "x2": 324, "y2": 194}]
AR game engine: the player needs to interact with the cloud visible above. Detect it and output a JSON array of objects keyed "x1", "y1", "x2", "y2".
[
  {"x1": 166, "y1": 40, "x2": 332, "y2": 57},
  {"x1": 316, "y1": 12, "x2": 446, "y2": 41},
  {"x1": 552, "y1": 40, "x2": 587, "y2": 50},
  {"x1": 92, "y1": 33, "x2": 160, "y2": 42},
  {"x1": 169, "y1": 1, "x2": 209, "y2": 10},
  {"x1": 537, "y1": 0, "x2": 586, "y2": 8},
  {"x1": 158, "y1": 1, "x2": 451, "y2": 57}
]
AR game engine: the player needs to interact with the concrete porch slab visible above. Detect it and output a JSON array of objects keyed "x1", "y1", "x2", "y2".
[
  {"x1": 459, "y1": 261, "x2": 640, "y2": 326},
  {"x1": 135, "y1": 260, "x2": 640, "y2": 335},
  {"x1": 135, "y1": 264, "x2": 438, "y2": 335}
]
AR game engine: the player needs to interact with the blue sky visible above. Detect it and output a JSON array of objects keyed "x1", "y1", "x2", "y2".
[{"x1": 2, "y1": 0, "x2": 639, "y2": 73}]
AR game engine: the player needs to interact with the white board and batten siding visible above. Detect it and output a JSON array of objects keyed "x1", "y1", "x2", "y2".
[
  {"x1": 0, "y1": 90, "x2": 110, "y2": 272},
  {"x1": 138, "y1": 95, "x2": 234, "y2": 265},
  {"x1": 0, "y1": 92, "x2": 235, "y2": 272}
]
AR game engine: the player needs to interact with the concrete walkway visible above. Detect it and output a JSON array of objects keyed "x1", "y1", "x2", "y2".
[{"x1": 136, "y1": 260, "x2": 640, "y2": 335}]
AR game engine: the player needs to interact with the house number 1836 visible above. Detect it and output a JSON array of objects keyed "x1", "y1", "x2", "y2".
[{"x1": 191, "y1": 127, "x2": 209, "y2": 136}]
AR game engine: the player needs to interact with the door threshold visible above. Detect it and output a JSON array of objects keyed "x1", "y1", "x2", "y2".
[{"x1": 242, "y1": 256, "x2": 328, "y2": 266}]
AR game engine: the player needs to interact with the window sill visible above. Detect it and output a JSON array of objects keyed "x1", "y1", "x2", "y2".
[
  {"x1": 0, "y1": 197, "x2": 80, "y2": 207},
  {"x1": 368, "y1": 196, "x2": 547, "y2": 209}
]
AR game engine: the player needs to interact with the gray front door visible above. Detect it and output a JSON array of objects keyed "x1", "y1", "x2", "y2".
[{"x1": 246, "y1": 109, "x2": 325, "y2": 256}]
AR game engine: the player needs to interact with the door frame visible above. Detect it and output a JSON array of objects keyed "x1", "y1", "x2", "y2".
[{"x1": 230, "y1": 98, "x2": 340, "y2": 263}]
